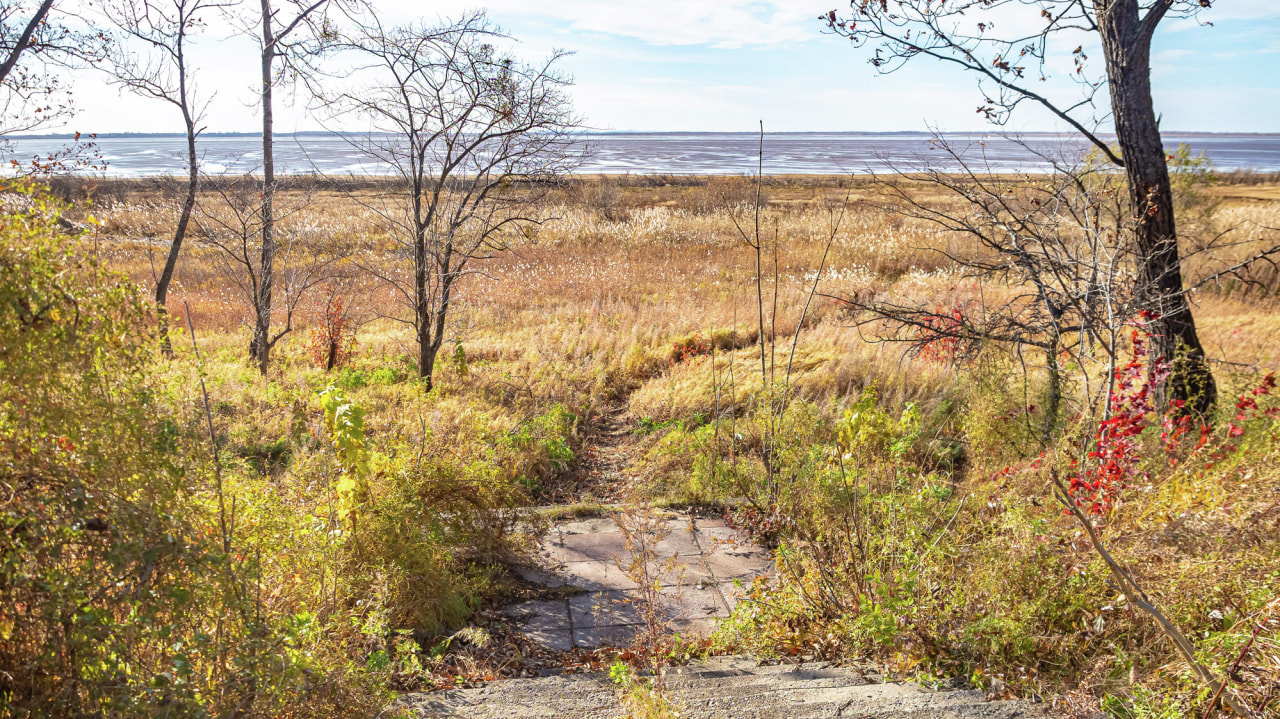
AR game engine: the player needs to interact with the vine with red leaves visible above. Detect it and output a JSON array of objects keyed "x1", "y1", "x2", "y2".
[
  {"x1": 914, "y1": 303, "x2": 966, "y2": 365},
  {"x1": 1067, "y1": 315, "x2": 1279, "y2": 515},
  {"x1": 1068, "y1": 323, "x2": 1168, "y2": 514},
  {"x1": 669, "y1": 333, "x2": 712, "y2": 366}
]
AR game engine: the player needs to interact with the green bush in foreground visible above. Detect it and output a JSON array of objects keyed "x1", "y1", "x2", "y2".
[
  {"x1": 702, "y1": 359, "x2": 1280, "y2": 717},
  {"x1": 0, "y1": 185, "x2": 539, "y2": 717},
  {"x1": 0, "y1": 183, "x2": 249, "y2": 716}
]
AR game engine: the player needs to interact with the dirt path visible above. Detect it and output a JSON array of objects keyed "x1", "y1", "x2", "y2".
[{"x1": 568, "y1": 403, "x2": 636, "y2": 503}]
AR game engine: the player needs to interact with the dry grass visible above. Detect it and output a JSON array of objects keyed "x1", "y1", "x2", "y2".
[
  {"x1": 73, "y1": 173, "x2": 1280, "y2": 714},
  {"x1": 83, "y1": 174, "x2": 1280, "y2": 514},
  {"x1": 81, "y1": 174, "x2": 1280, "y2": 398}
]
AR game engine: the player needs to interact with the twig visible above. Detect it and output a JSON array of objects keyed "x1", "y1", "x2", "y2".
[
  {"x1": 784, "y1": 184, "x2": 850, "y2": 392},
  {"x1": 1203, "y1": 610, "x2": 1268, "y2": 718},
  {"x1": 184, "y1": 302, "x2": 230, "y2": 554}
]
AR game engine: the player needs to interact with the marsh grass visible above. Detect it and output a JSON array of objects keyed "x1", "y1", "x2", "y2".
[{"x1": 49, "y1": 174, "x2": 1280, "y2": 716}]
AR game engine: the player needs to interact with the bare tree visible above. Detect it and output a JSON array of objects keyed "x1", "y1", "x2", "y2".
[
  {"x1": 101, "y1": 0, "x2": 229, "y2": 352},
  {"x1": 825, "y1": 1, "x2": 1219, "y2": 414},
  {"x1": 840, "y1": 138, "x2": 1146, "y2": 441},
  {"x1": 194, "y1": 173, "x2": 339, "y2": 353},
  {"x1": 238, "y1": 0, "x2": 341, "y2": 372},
  {"x1": 318, "y1": 11, "x2": 583, "y2": 390}
]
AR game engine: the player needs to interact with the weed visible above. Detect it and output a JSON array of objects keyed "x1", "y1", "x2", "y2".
[
  {"x1": 233, "y1": 436, "x2": 294, "y2": 475},
  {"x1": 609, "y1": 662, "x2": 682, "y2": 719}
]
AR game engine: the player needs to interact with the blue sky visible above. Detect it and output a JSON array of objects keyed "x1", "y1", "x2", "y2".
[{"x1": 68, "y1": 0, "x2": 1280, "y2": 135}]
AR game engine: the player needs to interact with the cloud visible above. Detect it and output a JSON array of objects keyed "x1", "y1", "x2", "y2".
[
  {"x1": 1163, "y1": 1, "x2": 1280, "y2": 32},
  {"x1": 415, "y1": 0, "x2": 833, "y2": 49},
  {"x1": 49, "y1": 0, "x2": 1280, "y2": 134}
]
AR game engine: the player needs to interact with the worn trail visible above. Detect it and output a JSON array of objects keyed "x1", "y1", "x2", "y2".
[
  {"x1": 398, "y1": 404, "x2": 1048, "y2": 717},
  {"x1": 569, "y1": 403, "x2": 635, "y2": 502}
]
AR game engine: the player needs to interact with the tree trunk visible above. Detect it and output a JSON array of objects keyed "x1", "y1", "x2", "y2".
[
  {"x1": 251, "y1": 0, "x2": 277, "y2": 375},
  {"x1": 156, "y1": 112, "x2": 199, "y2": 356},
  {"x1": 426, "y1": 274, "x2": 453, "y2": 390},
  {"x1": 1043, "y1": 342, "x2": 1061, "y2": 445},
  {"x1": 414, "y1": 201, "x2": 432, "y2": 387},
  {"x1": 1097, "y1": 0, "x2": 1216, "y2": 415},
  {"x1": 417, "y1": 264, "x2": 452, "y2": 393},
  {"x1": 419, "y1": 334, "x2": 438, "y2": 391}
]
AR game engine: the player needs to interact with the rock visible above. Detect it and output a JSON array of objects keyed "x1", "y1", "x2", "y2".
[{"x1": 397, "y1": 655, "x2": 1053, "y2": 718}]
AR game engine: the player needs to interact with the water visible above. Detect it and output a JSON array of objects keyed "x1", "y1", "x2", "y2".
[{"x1": 7, "y1": 131, "x2": 1280, "y2": 177}]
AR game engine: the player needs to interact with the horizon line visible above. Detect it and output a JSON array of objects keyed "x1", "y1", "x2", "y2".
[{"x1": 9, "y1": 129, "x2": 1280, "y2": 139}]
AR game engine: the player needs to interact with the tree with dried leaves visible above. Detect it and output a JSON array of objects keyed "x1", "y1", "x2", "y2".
[
  {"x1": 825, "y1": 0, "x2": 1220, "y2": 414},
  {"x1": 1, "y1": 0, "x2": 107, "y2": 133},
  {"x1": 318, "y1": 11, "x2": 583, "y2": 390},
  {"x1": 0, "y1": 0, "x2": 108, "y2": 173}
]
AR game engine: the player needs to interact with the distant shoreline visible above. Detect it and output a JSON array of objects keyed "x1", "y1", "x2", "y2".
[
  {"x1": 11, "y1": 131, "x2": 1280, "y2": 175},
  {"x1": 11, "y1": 130, "x2": 1280, "y2": 140}
]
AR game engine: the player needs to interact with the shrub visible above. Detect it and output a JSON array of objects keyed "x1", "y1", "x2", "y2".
[
  {"x1": 350, "y1": 461, "x2": 509, "y2": 635},
  {"x1": 961, "y1": 355, "x2": 1045, "y2": 475},
  {"x1": 568, "y1": 176, "x2": 632, "y2": 222},
  {"x1": 336, "y1": 366, "x2": 369, "y2": 390},
  {"x1": 234, "y1": 435, "x2": 294, "y2": 475},
  {"x1": 369, "y1": 365, "x2": 409, "y2": 386},
  {"x1": 678, "y1": 176, "x2": 768, "y2": 214},
  {"x1": 501, "y1": 403, "x2": 577, "y2": 491},
  {"x1": 307, "y1": 284, "x2": 357, "y2": 371},
  {"x1": 318, "y1": 384, "x2": 372, "y2": 525},
  {"x1": 0, "y1": 184, "x2": 243, "y2": 716}
]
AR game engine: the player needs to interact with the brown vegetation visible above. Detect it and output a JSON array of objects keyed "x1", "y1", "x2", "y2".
[{"x1": 7, "y1": 168, "x2": 1278, "y2": 716}]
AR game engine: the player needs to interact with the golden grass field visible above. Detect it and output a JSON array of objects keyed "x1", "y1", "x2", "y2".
[{"x1": 78, "y1": 173, "x2": 1280, "y2": 411}]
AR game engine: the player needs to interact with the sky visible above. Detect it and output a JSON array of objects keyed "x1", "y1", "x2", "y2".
[{"x1": 59, "y1": 0, "x2": 1280, "y2": 135}]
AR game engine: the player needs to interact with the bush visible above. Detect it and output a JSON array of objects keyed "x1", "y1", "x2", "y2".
[
  {"x1": 568, "y1": 176, "x2": 633, "y2": 222},
  {"x1": 0, "y1": 184, "x2": 248, "y2": 716},
  {"x1": 349, "y1": 458, "x2": 520, "y2": 636},
  {"x1": 500, "y1": 403, "x2": 577, "y2": 493},
  {"x1": 336, "y1": 366, "x2": 369, "y2": 390},
  {"x1": 677, "y1": 176, "x2": 768, "y2": 214},
  {"x1": 306, "y1": 285, "x2": 358, "y2": 371},
  {"x1": 234, "y1": 435, "x2": 294, "y2": 475}
]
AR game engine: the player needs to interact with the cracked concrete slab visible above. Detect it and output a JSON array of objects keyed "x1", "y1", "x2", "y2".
[
  {"x1": 505, "y1": 511, "x2": 772, "y2": 650},
  {"x1": 653, "y1": 519, "x2": 703, "y2": 557},
  {"x1": 544, "y1": 531, "x2": 630, "y2": 564},
  {"x1": 569, "y1": 590, "x2": 641, "y2": 627},
  {"x1": 571, "y1": 621, "x2": 639, "y2": 648},
  {"x1": 503, "y1": 600, "x2": 573, "y2": 652},
  {"x1": 704, "y1": 546, "x2": 774, "y2": 581},
  {"x1": 558, "y1": 560, "x2": 639, "y2": 591}
]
